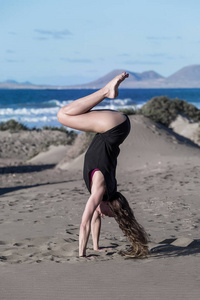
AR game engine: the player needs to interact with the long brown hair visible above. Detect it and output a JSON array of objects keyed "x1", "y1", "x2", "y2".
[{"x1": 108, "y1": 192, "x2": 149, "y2": 258}]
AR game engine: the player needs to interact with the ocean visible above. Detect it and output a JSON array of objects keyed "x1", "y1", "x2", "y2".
[{"x1": 0, "y1": 88, "x2": 200, "y2": 129}]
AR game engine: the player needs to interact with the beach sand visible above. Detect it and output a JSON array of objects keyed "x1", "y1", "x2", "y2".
[{"x1": 0, "y1": 115, "x2": 200, "y2": 299}]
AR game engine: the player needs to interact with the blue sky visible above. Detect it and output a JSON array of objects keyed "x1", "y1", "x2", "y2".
[{"x1": 1, "y1": 0, "x2": 200, "y2": 85}]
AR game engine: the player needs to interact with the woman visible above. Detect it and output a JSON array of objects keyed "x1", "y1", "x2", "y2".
[{"x1": 57, "y1": 72, "x2": 148, "y2": 258}]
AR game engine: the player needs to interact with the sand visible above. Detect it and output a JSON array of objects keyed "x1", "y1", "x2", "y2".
[
  {"x1": 0, "y1": 115, "x2": 200, "y2": 299},
  {"x1": 170, "y1": 114, "x2": 200, "y2": 146}
]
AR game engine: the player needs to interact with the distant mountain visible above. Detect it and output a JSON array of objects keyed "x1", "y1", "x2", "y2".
[
  {"x1": 79, "y1": 65, "x2": 200, "y2": 88},
  {"x1": 139, "y1": 70, "x2": 164, "y2": 80},
  {"x1": 1, "y1": 65, "x2": 200, "y2": 89},
  {"x1": 22, "y1": 81, "x2": 32, "y2": 85},
  {"x1": 4, "y1": 79, "x2": 32, "y2": 85},
  {"x1": 0, "y1": 80, "x2": 50, "y2": 90},
  {"x1": 167, "y1": 65, "x2": 200, "y2": 82},
  {"x1": 5, "y1": 79, "x2": 18, "y2": 84},
  {"x1": 80, "y1": 69, "x2": 164, "y2": 88}
]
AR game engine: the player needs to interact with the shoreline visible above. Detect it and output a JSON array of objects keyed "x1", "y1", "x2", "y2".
[{"x1": 1, "y1": 91, "x2": 200, "y2": 131}]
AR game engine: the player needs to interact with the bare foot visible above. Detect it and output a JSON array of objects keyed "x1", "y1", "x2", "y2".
[{"x1": 104, "y1": 72, "x2": 129, "y2": 99}]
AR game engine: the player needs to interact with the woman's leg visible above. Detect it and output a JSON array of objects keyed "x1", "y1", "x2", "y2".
[{"x1": 57, "y1": 72, "x2": 129, "y2": 133}]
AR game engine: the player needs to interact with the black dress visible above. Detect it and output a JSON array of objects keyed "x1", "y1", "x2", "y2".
[{"x1": 83, "y1": 115, "x2": 131, "y2": 201}]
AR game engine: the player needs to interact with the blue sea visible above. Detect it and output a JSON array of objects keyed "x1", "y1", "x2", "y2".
[{"x1": 0, "y1": 88, "x2": 200, "y2": 129}]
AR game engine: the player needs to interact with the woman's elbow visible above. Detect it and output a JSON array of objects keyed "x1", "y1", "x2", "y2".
[
  {"x1": 57, "y1": 106, "x2": 74, "y2": 125},
  {"x1": 57, "y1": 108, "x2": 63, "y2": 123},
  {"x1": 57, "y1": 107, "x2": 69, "y2": 125}
]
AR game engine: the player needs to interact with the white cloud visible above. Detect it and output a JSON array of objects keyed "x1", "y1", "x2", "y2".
[{"x1": 34, "y1": 29, "x2": 72, "y2": 40}]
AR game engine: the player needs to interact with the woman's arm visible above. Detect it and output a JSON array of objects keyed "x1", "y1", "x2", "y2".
[
  {"x1": 91, "y1": 210, "x2": 101, "y2": 251},
  {"x1": 79, "y1": 188, "x2": 104, "y2": 257},
  {"x1": 79, "y1": 170, "x2": 106, "y2": 257},
  {"x1": 79, "y1": 195, "x2": 96, "y2": 257}
]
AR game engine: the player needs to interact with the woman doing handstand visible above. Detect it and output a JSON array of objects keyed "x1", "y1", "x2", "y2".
[{"x1": 57, "y1": 72, "x2": 148, "y2": 258}]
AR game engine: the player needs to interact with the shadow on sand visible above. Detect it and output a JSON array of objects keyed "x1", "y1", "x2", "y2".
[
  {"x1": 0, "y1": 164, "x2": 56, "y2": 174},
  {"x1": 150, "y1": 238, "x2": 200, "y2": 258},
  {"x1": 0, "y1": 181, "x2": 73, "y2": 196},
  {"x1": 0, "y1": 163, "x2": 78, "y2": 196},
  {"x1": 0, "y1": 179, "x2": 77, "y2": 196}
]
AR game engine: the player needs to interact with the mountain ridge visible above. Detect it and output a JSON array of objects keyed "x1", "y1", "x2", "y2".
[{"x1": 1, "y1": 64, "x2": 200, "y2": 89}]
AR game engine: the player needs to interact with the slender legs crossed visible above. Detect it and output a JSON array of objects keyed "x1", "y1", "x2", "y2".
[{"x1": 57, "y1": 72, "x2": 129, "y2": 133}]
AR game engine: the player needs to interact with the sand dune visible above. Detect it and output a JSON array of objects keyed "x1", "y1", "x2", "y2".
[
  {"x1": 119, "y1": 115, "x2": 200, "y2": 171},
  {"x1": 28, "y1": 145, "x2": 70, "y2": 165},
  {"x1": 58, "y1": 115, "x2": 200, "y2": 171},
  {"x1": 0, "y1": 115, "x2": 200, "y2": 299},
  {"x1": 170, "y1": 114, "x2": 200, "y2": 146}
]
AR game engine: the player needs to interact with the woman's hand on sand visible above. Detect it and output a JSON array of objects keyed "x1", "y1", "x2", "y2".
[
  {"x1": 79, "y1": 255, "x2": 99, "y2": 261},
  {"x1": 94, "y1": 247, "x2": 114, "y2": 252}
]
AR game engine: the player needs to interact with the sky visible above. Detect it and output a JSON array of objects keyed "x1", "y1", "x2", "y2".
[{"x1": 1, "y1": 0, "x2": 200, "y2": 85}]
